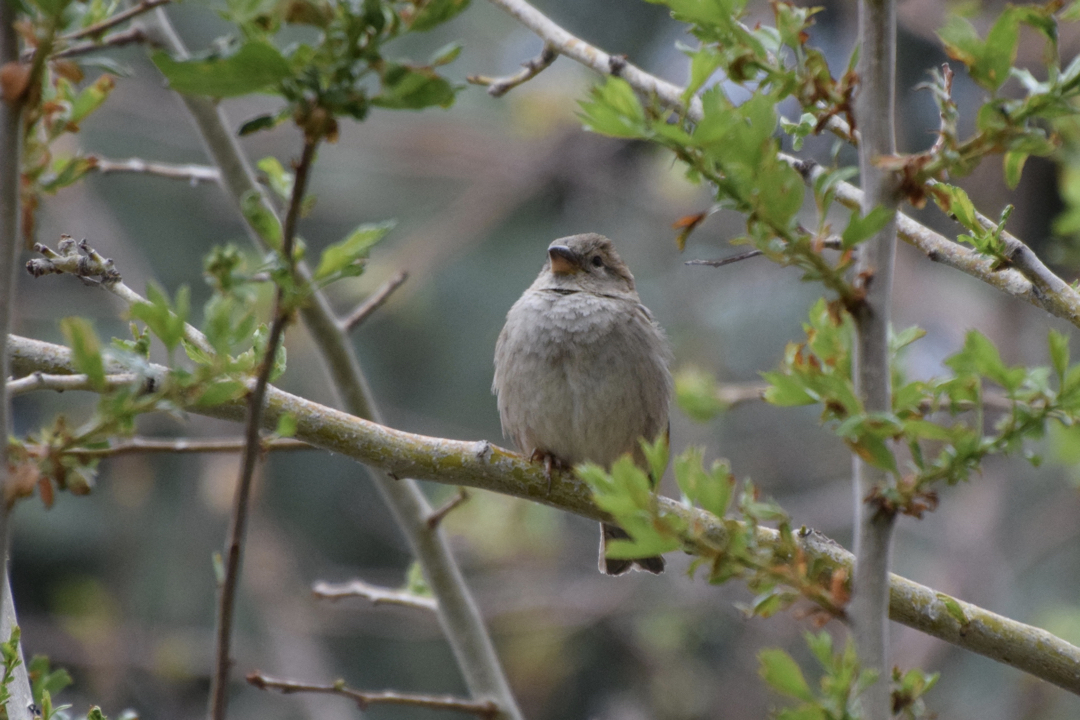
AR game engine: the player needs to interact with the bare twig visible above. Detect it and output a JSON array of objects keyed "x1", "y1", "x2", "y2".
[
  {"x1": 468, "y1": 44, "x2": 557, "y2": 97},
  {"x1": 426, "y1": 488, "x2": 470, "y2": 529},
  {"x1": 340, "y1": 271, "x2": 408, "y2": 331},
  {"x1": 685, "y1": 250, "x2": 764, "y2": 267},
  {"x1": 90, "y1": 156, "x2": 220, "y2": 184},
  {"x1": 247, "y1": 673, "x2": 499, "y2": 719},
  {"x1": 312, "y1": 579, "x2": 438, "y2": 611},
  {"x1": 24, "y1": 437, "x2": 312, "y2": 457},
  {"x1": 51, "y1": 26, "x2": 148, "y2": 59},
  {"x1": 11, "y1": 332, "x2": 1080, "y2": 695},
  {"x1": 27, "y1": 236, "x2": 217, "y2": 356},
  {"x1": 62, "y1": 0, "x2": 172, "y2": 41},
  {"x1": 6, "y1": 371, "x2": 141, "y2": 396},
  {"x1": 209, "y1": 136, "x2": 319, "y2": 720}
]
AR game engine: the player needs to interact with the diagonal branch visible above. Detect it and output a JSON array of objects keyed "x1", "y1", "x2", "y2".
[
  {"x1": 8, "y1": 332, "x2": 1080, "y2": 696},
  {"x1": 141, "y1": 11, "x2": 524, "y2": 719},
  {"x1": 484, "y1": 0, "x2": 1080, "y2": 330}
]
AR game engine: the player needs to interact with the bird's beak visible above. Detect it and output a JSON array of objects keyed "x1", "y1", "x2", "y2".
[{"x1": 548, "y1": 245, "x2": 581, "y2": 275}]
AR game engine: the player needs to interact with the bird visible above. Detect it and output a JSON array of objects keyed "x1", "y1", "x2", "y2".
[{"x1": 493, "y1": 233, "x2": 673, "y2": 575}]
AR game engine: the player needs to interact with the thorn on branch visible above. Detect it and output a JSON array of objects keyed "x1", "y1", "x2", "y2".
[
  {"x1": 341, "y1": 271, "x2": 408, "y2": 331},
  {"x1": 467, "y1": 43, "x2": 557, "y2": 98},
  {"x1": 26, "y1": 235, "x2": 121, "y2": 284},
  {"x1": 425, "y1": 487, "x2": 470, "y2": 529}
]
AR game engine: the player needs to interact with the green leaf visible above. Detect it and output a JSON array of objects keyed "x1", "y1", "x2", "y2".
[
  {"x1": 240, "y1": 190, "x2": 283, "y2": 248},
  {"x1": 129, "y1": 283, "x2": 189, "y2": 352},
  {"x1": 372, "y1": 64, "x2": 457, "y2": 109},
  {"x1": 675, "y1": 367, "x2": 727, "y2": 421},
  {"x1": 195, "y1": 380, "x2": 246, "y2": 407},
  {"x1": 28, "y1": 656, "x2": 72, "y2": 706},
  {"x1": 1050, "y1": 330, "x2": 1070, "y2": 382},
  {"x1": 579, "y1": 77, "x2": 647, "y2": 139},
  {"x1": 758, "y1": 648, "x2": 815, "y2": 702},
  {"x1": 60, "y1": 317, "x2": 106, "y2": 391},
  {"x1": 69, "y1": 74, "x2": 116, "y2": 124},
  {"x1": 1003, "y1": 151, "x2": 1028, "y2": 189},
  {"x1": 313, "y1": 221, "x2": 395, "y2": 282},
  {"x1": 429, "y1": 41, "x2": 463, "y2": 67},
  {"x1": 152, "y1": 41, "x2": 291, "y2": 97},
  {"x1": 257, "y1": 157, "x2": 294, "y2": 201},
  {"x1": 762, "y1": 371, "x2": 816, "y2": 406},
  {"x1": 932, "y1": 183, "x2": 978, "y2": 232},
  {"x1": 674, "y1": 447, "x2": 734, "y2": 518},
  {"x1": 408, "y1": 0, "x2": 470, "y2": 31},
  {"x1": 841, "y1": 205, "x2": 894, "y2": 248}
]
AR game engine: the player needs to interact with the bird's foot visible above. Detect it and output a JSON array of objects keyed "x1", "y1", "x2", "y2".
[{"x1": 530, "y1": 450, "x2": 569, "y2": 495}]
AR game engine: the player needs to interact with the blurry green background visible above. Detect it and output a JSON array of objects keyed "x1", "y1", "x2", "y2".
[{"x1": 11, "y1": 0, "x2": 1080, "y2": 718}]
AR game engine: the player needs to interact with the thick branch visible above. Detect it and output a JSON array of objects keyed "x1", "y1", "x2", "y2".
[
  {"x1": 9, "y1": 333, "x2": 1080, "y2": 695},
  {"x1": 0, "y1": 0, "x2": 35, "y2": 713}
]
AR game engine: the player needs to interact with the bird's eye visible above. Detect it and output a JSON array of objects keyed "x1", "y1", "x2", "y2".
[{"x1": 591, "y1": 255, "x2": 604, "y2": 268}]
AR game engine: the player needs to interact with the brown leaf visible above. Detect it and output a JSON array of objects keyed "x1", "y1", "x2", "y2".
[{"x1": 0, "y1": 62, "x2": 31, "y2": 104}]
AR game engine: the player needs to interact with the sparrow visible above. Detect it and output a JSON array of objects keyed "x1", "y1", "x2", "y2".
[{"x1": 493, "y1": 233, "x2": 673, "y2": 575}]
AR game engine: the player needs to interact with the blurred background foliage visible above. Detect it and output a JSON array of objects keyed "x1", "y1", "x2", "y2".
[{"x1": 11, "y1": 0, "x2": 1080, "y2": 718}]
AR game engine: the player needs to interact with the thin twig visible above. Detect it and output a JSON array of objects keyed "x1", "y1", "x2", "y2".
[
  {"x1": 685, "y1": 250, "x2": 764, "y2": 267},
  {"x1": 51, "y1": 26, "x2": 148, "y2": 59},
  {"x1": 247, "y1": 673, "x2": 500, "y2": 719},
  {"x1": 62, "y1": 0, "x2": 172, "y2": 41},
  {"x1": 467, "y1": 44, "x2": 557, "y2": 97},
  {"x1": 12, "y1": 332, "x2": 1080, "y2": 695},
  {"x1": 6, "y1": 371, "x2": 141, "y2": 396},
  {"x1": 88, "y1": 156, "x2": 220, "y2": 184},
  {"x1": 426, "y1": 488, "x2": 470, "y2": 529},
  {"x1": 312, "y1": 579, "x2": 438, "y2": 611},
  {"x1": 208, "y1": 136, "x2": 319, "y2": 720},
  {"x1": 27, "y1": 236, "x2": 217, "y2": 356},
  {"x1": 340, "y1": 271, "x2": 408, "y2": 331},
  {"x1": 24, "y1": 437, "x2": 312, "y2": 457}
]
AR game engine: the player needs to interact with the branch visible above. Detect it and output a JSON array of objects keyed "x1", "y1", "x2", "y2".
[
  {"x1": 484, "y1": 0, "x2": 1080, "y2": 331},
  {"x1": 6, "y1": 371, "x2": 142, "y2": 396},
  {"x1": 209, "y1": 135, "x2": 318, "y2": 720},
  {"x1": 0, "y1": 0, "x2": 36, "y2": 711},
  {"x1": 467, "y1": 43, "x2": 557, "y2": 97},
  {"x1": 246, "y1": 673, "x2": 499, "y2": 719},
  {"x1": 850, "y1": 1, "x2": 900, "y2": 715},
  {"x1": 89, "y1": 156, "x2": 220, "y2": 184},
  {"x1": 9, "y1": 332, "x2": 1080, "y2": 695},
  {"x1": 51, "y1": 27, "x2": 148, "y2": 59},
  {"x1": 141, "y1": 11, "x2": 524, "y2": 719},
  {"x1": 426, "y1": 488, "x2": 470, "y2": 529},
  {"x1": 340, "y1": 271, "x2": 408, "y2": 331},
  {"x1": 312, "y1": 579, "x2": 438, "y2": 611},
  {"x1": 62, "y1": 0, "x2": 171, "y2": 41},
  {"x1": 23, "y1": 436, "x2": 312, "y2": 457}
]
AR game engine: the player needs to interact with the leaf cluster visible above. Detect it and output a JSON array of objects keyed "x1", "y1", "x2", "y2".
[{"x1": 151, "y1": 0, "x2": 469, "y2": 139}]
